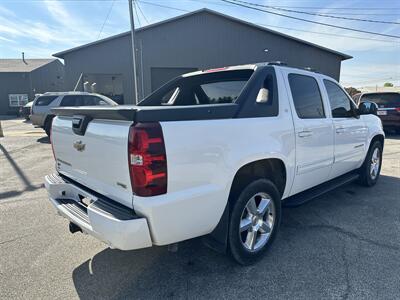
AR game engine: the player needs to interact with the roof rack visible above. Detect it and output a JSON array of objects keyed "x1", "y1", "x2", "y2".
[
  {"x1": 303, "y1": 67, "x2": 319, "y2": 73},
  {"x1": 267, "y1": 61, "x2": 287, "y2": 66}
]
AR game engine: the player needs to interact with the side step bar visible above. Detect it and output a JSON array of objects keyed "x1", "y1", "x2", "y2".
[{"x1": 283, "y1": 172, "x2": 360, "y2": 207}]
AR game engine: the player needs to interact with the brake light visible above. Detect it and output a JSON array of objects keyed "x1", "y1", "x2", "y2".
[
  {"x1": 128, "y1": 122, "x2": 167, "y2": 196},
  {"x1": 395, "y1": 107, "x2": 400, "y2": 112}
]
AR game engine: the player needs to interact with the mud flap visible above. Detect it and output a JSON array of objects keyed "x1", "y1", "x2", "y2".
[{"x1": 202, "y1": 202, "x2": 229, "y2": 254}]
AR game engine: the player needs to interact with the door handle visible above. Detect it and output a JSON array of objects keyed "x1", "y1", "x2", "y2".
[
  {"x1": 336, "y1": 127, "x2": 346, "y2": 134},
  {"x1": 298, "y1": 130, "x2": 313, "y2": 138}
]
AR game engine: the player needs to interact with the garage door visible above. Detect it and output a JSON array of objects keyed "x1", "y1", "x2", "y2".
[{"x1": 151, "y1": 67, "x2": 198, "y2": 91}]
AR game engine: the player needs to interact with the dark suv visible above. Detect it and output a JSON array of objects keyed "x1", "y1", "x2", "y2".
[{"x1": 356, "y1": 92, "x2": 400, "y2": 133}]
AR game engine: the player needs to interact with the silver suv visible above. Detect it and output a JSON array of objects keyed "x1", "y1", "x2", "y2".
[{"x1": 31, "y1": 92, "x2": 117, "y2": 136}]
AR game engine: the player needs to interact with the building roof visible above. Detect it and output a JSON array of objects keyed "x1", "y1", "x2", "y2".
[
  {"x1": 53, "y1": 8, "x2": 352, "y2": 60},
  {"x1": 0, "y1": 59, "x2": 57, "y2": 72}
]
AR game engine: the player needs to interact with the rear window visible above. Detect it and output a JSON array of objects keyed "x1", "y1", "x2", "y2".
[
  {"x1": 35, "y1": 96, "x2": 58, "y2": 106},
  {"x1": 200, "y1": 81, "x2": 247, "y2": 104},
  {"x1": 140, "y1": 70, "x2": 253, "y2": 106},
  {"x1": 360, "y1": 93, "x2": 400, "y2": 106}
]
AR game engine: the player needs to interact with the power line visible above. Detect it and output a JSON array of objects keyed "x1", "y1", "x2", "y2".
[
  {"x1": 191, "y1": 0, "x2": 400, "y2": 15},
  {"x1": 137, "y1": 1, "x2": 150, "y2": 24},
  {"x1": 172, "y1": 0, "x2": 400, "y2": 11},
  {"x1": 97, "y1": 0, "x2": 115, "y2": 39},
  {"x1": 222, "y1": 0, "x2": 400, "y2": 39},
  {"x1": 228, "y1": 0, "x2": 400, "y2": 25},
  {"x1": 133, "y1": 1, "x2": 142, "y2": 27},
  {"x1": 139, "y1": 1, "x2": 190, "y2": 13},
  {"x1": 133, "y1": 0, "x2": 400, "y2": 43},
  {"x1": 341, "y1": 77, "x2": 400, "y2": 85},
  {"x1": 256, "y1": 23, "x2": 399, "y2": 44}
]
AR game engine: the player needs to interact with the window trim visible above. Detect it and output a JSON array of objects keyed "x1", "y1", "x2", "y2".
[{"x1": 288, "y1": 73, "x2": 326, "y2": 120}]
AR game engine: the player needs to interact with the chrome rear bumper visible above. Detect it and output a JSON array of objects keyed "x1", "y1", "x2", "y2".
[{"x1": 45, "y1": 173, "x2": 153, "y2": 250}]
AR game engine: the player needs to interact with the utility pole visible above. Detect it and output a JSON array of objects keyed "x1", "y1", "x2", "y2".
[{"x1": 128, "y1": 0, "x2": 139, "y2": 104}]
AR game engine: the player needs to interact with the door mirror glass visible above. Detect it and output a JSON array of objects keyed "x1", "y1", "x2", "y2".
[
  {"x1": 256, "y1": 88, "x2": 270, "y2": 103},
  {"x1": 358, "y1": 101, "x2": 378, "y2": 115}
]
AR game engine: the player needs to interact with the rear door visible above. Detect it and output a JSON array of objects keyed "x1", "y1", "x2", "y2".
[
  {"x1": 284, "y1": 71, "x2": 334, "y2": 195},
  {"x1": 323, "y1": 80, "x2": 368, "y2": 179}
]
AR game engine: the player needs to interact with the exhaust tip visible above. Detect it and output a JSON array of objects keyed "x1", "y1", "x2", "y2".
[{"x1": 69, "y1": 222, "x2": 82, "y2": 234}]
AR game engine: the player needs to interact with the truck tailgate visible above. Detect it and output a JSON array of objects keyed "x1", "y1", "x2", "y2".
[{"x1": 51, "y1": 116, "x2": 134, "y2": 208}]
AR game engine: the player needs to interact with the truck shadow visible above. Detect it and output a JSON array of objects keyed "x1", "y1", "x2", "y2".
[
  {"x1": 72, "y1": 175, "x2": 400, "y2": 299},
  {"x1": 0, "y1": 143, "x2": 43, "y2": 201}
]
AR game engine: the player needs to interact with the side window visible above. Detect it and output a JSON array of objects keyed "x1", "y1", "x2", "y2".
[
  {"x1": 60, "y1": 95, "x2": 82, "y2": 106},
  {"x1": 324, "y1": 80, "x2": 353, "y2": 118},
  {"x1": 288, "y1": 74, "x2": 325, "y2": 119},
  {"x1": 82, "y1": 96, "x2": 106, "y2": 106},
  {"x1": 35, "y1": 96, "x2": 58, "y2": 106}
]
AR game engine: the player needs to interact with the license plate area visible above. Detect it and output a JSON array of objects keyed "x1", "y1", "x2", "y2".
[{"x1": 377, "y1": 110, "x2": 387, "y2": 116}]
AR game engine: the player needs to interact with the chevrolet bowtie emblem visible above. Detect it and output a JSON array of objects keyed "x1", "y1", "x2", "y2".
[{"x1": 73, "y1": 140, "x2": 86, "y2": 152}]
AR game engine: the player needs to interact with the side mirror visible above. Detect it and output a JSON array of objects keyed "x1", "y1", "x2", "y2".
[
  {"x1": 358, "y1": 101, "x2": 378, "y2": 115},
  {"x1": 256, "y1": 88, "x2": 270, "y2": 104}
]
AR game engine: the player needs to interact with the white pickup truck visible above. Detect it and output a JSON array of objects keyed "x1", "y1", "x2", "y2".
[{"x1": 45, "y1": 63, "x2": 384, "y2": 265}]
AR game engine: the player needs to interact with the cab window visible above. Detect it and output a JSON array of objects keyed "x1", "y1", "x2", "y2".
[
  {"x1": 289, "y1": 74, "x2": 325, "y2": 119},
  {"x1": 324, "y1": 80, "x2": 354, "y2": 118}
]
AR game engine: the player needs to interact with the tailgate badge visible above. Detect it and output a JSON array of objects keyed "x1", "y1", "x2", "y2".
[{"x1": 73, "y1": 140, "x2": 86, "y2": 152}]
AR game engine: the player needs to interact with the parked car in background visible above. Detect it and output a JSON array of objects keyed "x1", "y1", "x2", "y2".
[
  {"x1": 45, "y1": 63, "x2": 384, "y2": 265},
  {"x1": 356, "y1": 92, "x2": 400, "y2": 133},
  {"x1": 31, "y1": 92, "x2": 117, "y2": 136},
  {"x1": 19, "y1": 101, "x2": 33, "y2": 120}
]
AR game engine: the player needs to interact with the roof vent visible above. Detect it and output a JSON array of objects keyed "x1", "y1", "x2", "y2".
[{"x1": 268, "y1": 61, "x2": 287, "y2": 66}]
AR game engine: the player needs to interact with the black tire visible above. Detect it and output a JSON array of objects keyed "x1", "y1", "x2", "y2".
[
  {"x1": 44, "y1": 116, "x2": 53, "y2": 137},
  {"x1": 358, "y1": 140, "x2": 383, "y2": 187},
  {"x1": 228, "y1": 179, "x2": 281, "y2": 265}
]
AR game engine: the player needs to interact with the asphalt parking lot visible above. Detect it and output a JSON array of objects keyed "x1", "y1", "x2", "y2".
[{"x1": 1, "y1": 117, "x2": 399, "y2": 299}]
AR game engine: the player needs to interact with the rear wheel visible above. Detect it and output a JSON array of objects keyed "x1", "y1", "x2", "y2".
[
  {"x1": 44, "y1": 116, "x2": 54, "y2": 137},
  {"x1": 358, "y1": 141, "x2": 383, "y2": 187},
  {"x1": 228, "y1": 179, "x2": 281, "y2": 265}
]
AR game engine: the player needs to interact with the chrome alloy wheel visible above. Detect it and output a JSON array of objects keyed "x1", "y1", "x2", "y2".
[
  {"x1": 370, "y1": 148, "x2": 381, "y2": 180},
  {"x1": 239, "y1": 192, "x2": 276, "y2": 252}
]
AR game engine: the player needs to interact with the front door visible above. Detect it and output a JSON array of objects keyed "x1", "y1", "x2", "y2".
[
  {"x1": 323, "y1": 79, "x2": 368, "y2": 179},
  {"x1": 284, "y1": 71, "x2": 334, "y2": 195}
]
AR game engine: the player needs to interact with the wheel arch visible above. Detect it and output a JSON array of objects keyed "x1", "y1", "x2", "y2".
[
  {"x1": 203, "y1": 157, "x2": 287, "y2": 253},
  {"x1": 370, "y1": 134, "x2": 384, "y2": 149},
  {"x1": 228, "y1": 158, "x2": 287, "y2": 201}
]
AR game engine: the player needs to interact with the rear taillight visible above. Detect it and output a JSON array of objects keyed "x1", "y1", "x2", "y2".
[
  {"x1": 395, "y1": 107, "x2": 400, "y2": 112},
  {"x1": 128, "y1": 122, "x2": 167, "y2": 197}
]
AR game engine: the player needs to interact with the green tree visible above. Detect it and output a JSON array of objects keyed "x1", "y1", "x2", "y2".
[
  {"x1": 345, "y1": 87, "x2": 361, "y2": 97},
  {"x1": 384, "y1": 82, "x2": 394, "y2": 87}
]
